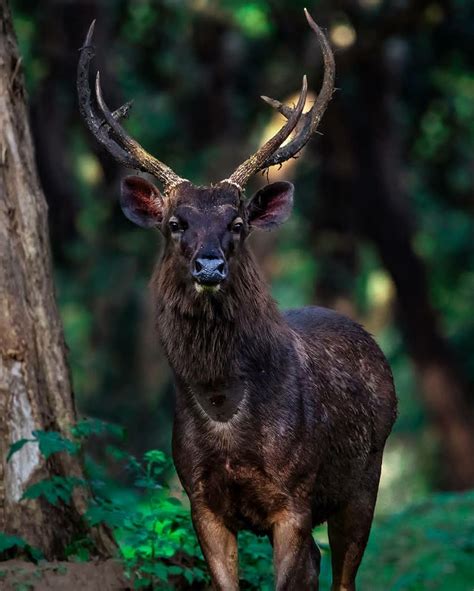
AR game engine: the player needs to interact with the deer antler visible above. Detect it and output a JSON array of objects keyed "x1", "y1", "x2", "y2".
[
  {"x1": 224, "y1": 76, "x2": 308, "y2": 189},
  {"x1": 260, "y1": 10, "x2": 335, "y2": 170},
  {"x1": 224, "y1": 9, "x2": 335, "y2": 189},
  {"x1": 77, "y1": 21, "x2": 187, "y2": 191}
]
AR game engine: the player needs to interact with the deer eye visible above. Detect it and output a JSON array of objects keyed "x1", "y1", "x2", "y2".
[
  {"x1": 231, "y1": 218, "x2": 244, "y2": 233},
  {"x1": 169, "y1": 217, "x2": 182, "y2": 233}
]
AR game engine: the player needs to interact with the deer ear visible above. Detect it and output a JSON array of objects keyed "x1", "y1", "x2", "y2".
[
  {"x1": 246, "y1": 182, "x2": 294, "y2": 230},
  {"x1": 120, "y1": 176, "x2": 164, "y2": 228}
]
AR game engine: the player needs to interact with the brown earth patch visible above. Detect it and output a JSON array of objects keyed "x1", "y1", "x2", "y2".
[{"x1": 0, "y1": 559, "x2": 130, "y2": 590}]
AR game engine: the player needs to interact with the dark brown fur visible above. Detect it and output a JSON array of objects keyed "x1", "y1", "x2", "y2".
[{"x1": 146, "y1": 183, "x2": 397, "y2": 590}]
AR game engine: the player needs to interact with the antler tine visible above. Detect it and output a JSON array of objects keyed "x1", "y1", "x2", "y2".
[
  {"x1": 77, "y1": 21, "x2": 136, "y2": 168},
  {"x1": 94, "y1": 72, "x2": 186, "y2": 188},
  {"x1": 260, "y1": 95, "x2": 294, "y2": 119},
  {"x1": 77, "y1": 21, "x2": 187, "y2": 190},
  {"x1": 226, "y1": 75, "x2": 308, "y2": 189},
  {"x1": 112, "y1": 100, "x2": 134, "y2": 122},
  {"x1": 259, "y1": 9, "x2": 335, "y2": 170}
]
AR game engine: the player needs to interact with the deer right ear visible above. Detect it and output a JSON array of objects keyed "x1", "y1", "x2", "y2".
[{"x1": 120, "y1": 176, "x2": 164, "y2": 228}]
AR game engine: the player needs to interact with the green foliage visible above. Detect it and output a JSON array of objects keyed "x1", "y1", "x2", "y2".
[
  {"x1": 85, "y1": 444, "x2": 209, "y2": 589},
  {"x1": 33, "y1": 431, "x2": 79, "y2": 458},
  {"x1": 6, "y1": 424, "x2": 474, "y2": 589},
  {"x1": 232, "y1": 3, "x2": 272, "y2": 38},
  {"x1": 64, "y1": 537, "x2": 94, "y2": 562},
  {"x1": 6, "y1": 439, "x2": 33, "y2": 462},
  {"x1": 359, "y1": 492, "x2": 474, "y2": 591},
  {"x1": 22, "y1": 477, "x2": 86, "y2": 505},
  {"x1": 237, "y1": 531, "x2": 273, "y2": 590},
  {"x1": 71, "y1": 418, "x2": 126, "y2": 441},
  {"x1": 6, "y1": 425, "x2": 207, "y2": 588},
  {"x1": 0, "y1": 533, "x2": 43, "y2": 563},
  {"x1": 7, "y1": 430, "x2": 78, "y2": 462},
  {"x1": 5, "y1": 424, "x2": 323, "y2": 588},
  {"x1": 0, "y1": 534, "x2": 29, "y2": 554}
]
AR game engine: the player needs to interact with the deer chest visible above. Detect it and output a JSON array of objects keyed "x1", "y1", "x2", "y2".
[
  {"x1": 194, "y1": 449, "x2": 291, "y2": 534},
  {"x1": 191, "y1": 381, "x2": 246, "y2": 422}
]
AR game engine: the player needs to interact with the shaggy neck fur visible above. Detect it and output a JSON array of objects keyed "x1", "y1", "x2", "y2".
[{"x1": 152, "y1": 245, "x2": 291, "y2": 387}]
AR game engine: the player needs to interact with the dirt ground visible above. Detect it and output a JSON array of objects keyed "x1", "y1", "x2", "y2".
[{"x1": 0, "y1": 559, "x2": 130, "y2": 590}]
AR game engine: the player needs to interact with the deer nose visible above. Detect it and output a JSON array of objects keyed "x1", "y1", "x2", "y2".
[{"x1": 192, "y1": 256, "x2": 228, "y2": 285}]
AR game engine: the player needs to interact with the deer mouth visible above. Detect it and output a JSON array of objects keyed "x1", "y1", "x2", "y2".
[{"x1": 194, "y1": 282, "x2": 221, "y2": 294}]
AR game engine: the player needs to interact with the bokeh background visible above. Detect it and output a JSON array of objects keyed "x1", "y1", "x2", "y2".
[{"x1": 9, "y1": 0, "x2": 474, "y2": 587}]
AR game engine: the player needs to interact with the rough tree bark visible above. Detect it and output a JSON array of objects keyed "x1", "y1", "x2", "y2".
[{"x1": 0, "y1": 0, "x2": 115, "y2": 558}]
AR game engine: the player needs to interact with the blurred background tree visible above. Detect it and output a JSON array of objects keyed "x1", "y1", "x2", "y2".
[{"x1": 9, "y1": 0, "x2": 474, "y2": 509}]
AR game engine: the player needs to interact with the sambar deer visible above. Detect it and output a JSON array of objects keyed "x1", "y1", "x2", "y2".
[{"x1": 78, "y1": 10, "x2": 397, "y2": 590}]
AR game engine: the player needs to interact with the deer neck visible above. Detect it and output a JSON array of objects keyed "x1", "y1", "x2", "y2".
[{"x1": 153, "y1": 247, "x2": 288, "y2": 389}]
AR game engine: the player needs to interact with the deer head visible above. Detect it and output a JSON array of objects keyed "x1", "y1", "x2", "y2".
[{"x1": 77, "y1": 10, "x2": 335, "y2": 293}]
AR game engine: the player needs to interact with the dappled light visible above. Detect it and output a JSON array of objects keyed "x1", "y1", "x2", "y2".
[{"x1": 329, "y1": 22, "x2": 356, "y2": 50}]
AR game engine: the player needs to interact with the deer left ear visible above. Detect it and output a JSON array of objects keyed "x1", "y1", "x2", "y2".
[
  {"x1": 246, "y1": 182, "x2": 294, "y2": 230},
  {"x1": 120, "y1": 176, "x2": 164, "y2": 228}
]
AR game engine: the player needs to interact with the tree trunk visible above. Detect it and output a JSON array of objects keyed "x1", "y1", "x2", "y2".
[{"x1": 0, "y1": 0, "x2": 115, "y2": 558}]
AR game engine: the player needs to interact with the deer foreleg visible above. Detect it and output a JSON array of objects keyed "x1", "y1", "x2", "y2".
[
  {"x1": 272, "y1": 510, "x2": 320, "y2": 591},
  {"x1": 192, "y1": 505, "x2": 239, "y2": 590}
]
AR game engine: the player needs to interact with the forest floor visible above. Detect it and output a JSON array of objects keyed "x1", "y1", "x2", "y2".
[{"x1": 0, "y1": 559, "x2": 128, "y2": 590}]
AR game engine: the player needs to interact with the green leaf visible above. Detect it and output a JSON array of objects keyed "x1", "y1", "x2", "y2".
[
  {"x1": 133, "y1": 577, "x2": 152, "y2": 588},
  {"x1": 14, "y1": 583, "x2": 33, "y2": 591},
  {"x1": 72, "y1": 418, "x2": 125, "y2": 440},
  {"x1": 22, "y1": 476, "x2": 85, "y2": 505},
  {"x1": 141, "y1": 561, "x2": 169, "y2": 581},
  {"x1": 0, "y1": 533, "x2": 26, "y2": 553},
  {"x1": 0, "y1": 533, "x2": 43, "y2": 563},
  {"x1": 125, "y1": 456, "x2": 142, "y2": 474},
  {"x1": 86, "y1": 504, "x2": 129, "y2": 528},
  {"x1": 27, "y1": 545, "x2": 44, "y2": 563},
  {"x1": 143, "y1": 450, "x2": 167, "y2": 465},
  {"x1": 133, "y1": 476, "x2": 160, "y2": 490},
  {"x1": 7, "y1": 439, "x2": 34, "y2": 462},
  {"x1": 65, "y1": 537, "x2": 93, "y2": 562},
  {"x1": 32, "y1": 431, "x2": 78, "y2": 459},
  {"x1": 105, "y1": 444, "x2": 131, "y2": 461}
]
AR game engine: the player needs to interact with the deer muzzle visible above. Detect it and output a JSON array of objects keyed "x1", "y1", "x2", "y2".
[{"x1": 192, "y1": 255, "x2": 228, "y2": 288}]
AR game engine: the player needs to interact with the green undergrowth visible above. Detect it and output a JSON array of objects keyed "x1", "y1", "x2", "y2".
[
  {"x1": 1, "y1": 421, "x2": 473, "y2": 590},
  {"x1": 359, "y1": 491, "x2": 474, "y2": 591}
]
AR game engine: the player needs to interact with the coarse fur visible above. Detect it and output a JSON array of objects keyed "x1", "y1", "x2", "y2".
[{"x1": 142, "y1": 180, "x2": 398, "y2": 590}]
